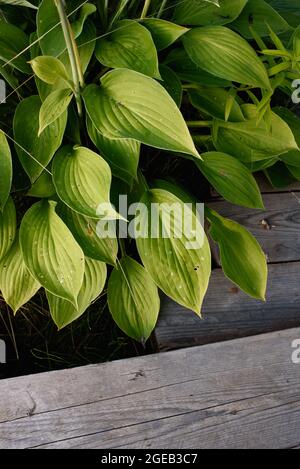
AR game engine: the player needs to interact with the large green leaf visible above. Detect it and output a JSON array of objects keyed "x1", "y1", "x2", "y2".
[
  {"x1": 183, "y1": 26, "x2": 271, "y2": 89},
  {"x1": 87, "y1": 117, "x2": 140, "y2": 183},
  {"x1": 52, "y1": 145, "x2": 120, "y2": 220},
  {"x1": 0, "y1": 22, "x2": 31, "y2": 73},
  {"x1": 58, "y1": 204, "x2": 118, "y2": 266},
  {"x1": 20, "y1": 200, "x2": 85, "y2": 306},
  {"x1": 83, "y1": 69, "x2": 199, "y2": 158},
  {"x1": 96, "y1": 20, "x2": 160, "y2": 79},
  {"x1": 0, "y1": 235, "x2": 40, "y2": 314},
  {"x1": 0, "y1": 197, "x2": 16, "y2": 261},
  {"x1": 39, "y1": 89, "x2": 73, "y2": 135},
  {"x1": 136, "y1": 189, "x2": 211, "y2": 315},
  {"x1": 232, "y1": 0, "x2": 290, "y2": 38},
  {"x1": 188, "y1": 87, "x2": 245, "y2": 122},
  {"x1": 142, "y1": 18, "x2": 189, "y2": 50},
  {"x1": 174, "y1": 0, "x2": 248, "y2": 26},
  {"x1": 47, "y1": 257, "x2": 107, "y2": 330},
  {"x1": 108, "y1": 256, "x2": 160, "y2": 343},
  {"x1": 214, "y1": 104, "x2": 300, "y2": 163},
  {"x1": 165, "y1": 48, "x2": 231, "y2": 87},
  {"x1": 13, "y1": 96, "x2": 67, "y2": 182},
  {"x1": 197, "y1": 152, "x2": 264, "y2": 209},
  {"x1": 206, "y1": 208, "x2": 267, "y2": 300},
  {"x1": 0, "y1": 131, "x2": 12, "y2": 211}
]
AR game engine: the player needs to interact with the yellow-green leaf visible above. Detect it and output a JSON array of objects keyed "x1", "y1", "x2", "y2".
[
  {"x1": 0, "y1": 130, "x2": 12, "y2": 210},
  {"x1": 206, "y1": 208, "x2": 268, "y2": 300},
  {"x1": 39, "y1": 89, "x2": 73, "y2": 135},
  {"x1": 0, "y1": 235, "x2": 40, "y2": 314},
  {"x1": 83, "y1": 69, "x2": 200, "y2": 158},
  {"x1": 52, "y1": 145, "x2": 120, "y2": 220},
  {"x1": 47, "y1": 257, "x2": 107, "y2": 330},
  {"x1": 136, "y1": 189, "x2": 211, "y2": 315},
  {"x1": 183, "y1": 26, "x2": 271, "y2": 89},
  {"x1": 20, "y1": 200, "x2": 85, "y2": 306},
  {"x1": 108, "y1": 256, "x2": 160, "y2": 343},
  {"x1": 0, "y1": 197, "x2": 16, "y2": 261}
]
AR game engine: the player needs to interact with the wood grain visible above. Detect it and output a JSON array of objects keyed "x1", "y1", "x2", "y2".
[
  {"x1": 0, "y1": 328, "x2": 299, "y2": 449},
  {"x1": 209, "y1": 192, "x2": 300, "y2": 264},
  {"x1": 155, "y1": 262, "x2": 300, "y2": 351}
]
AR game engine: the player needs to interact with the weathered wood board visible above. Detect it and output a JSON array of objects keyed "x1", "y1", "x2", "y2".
[
  {"x1": 155, "y1": 262, "x2": 300, "y2": 350},
  {"x1": 0, "y1": 328, "x2": 299, "y2": 449}
]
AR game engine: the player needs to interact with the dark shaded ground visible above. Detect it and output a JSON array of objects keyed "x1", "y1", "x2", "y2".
[{"x1": 0, "y1": 292, "x2": 154, "y2": 379}]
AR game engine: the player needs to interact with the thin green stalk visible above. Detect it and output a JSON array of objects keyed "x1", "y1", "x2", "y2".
[
  {"x1": 54, "y1": 0, "x2": 83, "y2": 116},
  {"x1": 108, "y1": 0, "x2": 130, "y2": 30},
  {"x1": 157, "y1": 0, "x2": 167, "y2": 18},
  {"x1": 141, "y1": 0, "x2": 151, "y2": 18},
  {"x1": 187, "y1": 121, "x2": 213, "y2": 128}
]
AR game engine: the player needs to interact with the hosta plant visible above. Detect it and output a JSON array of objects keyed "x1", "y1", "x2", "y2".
[{"x1": 0, "y1": 0, "x2": 299, "y2": 343}]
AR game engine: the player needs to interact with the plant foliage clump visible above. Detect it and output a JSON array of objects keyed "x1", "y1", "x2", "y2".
[{"x1": 0, "y1": 0, "x2": 299, "y2": 343}]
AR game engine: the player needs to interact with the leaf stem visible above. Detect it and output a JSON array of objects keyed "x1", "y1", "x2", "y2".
[
  {"x1": 157, "y1": 0, "x2": 167, "y2": 18},
  {"x1": 187, "y1": 121, "x2": 213, "y2": 128},
  {"x1": 141, "y1": 0, "x2": 151, "y2": 18},
  {"x1": 54, "y1": 0, "x2": 83, "y2": 117}
]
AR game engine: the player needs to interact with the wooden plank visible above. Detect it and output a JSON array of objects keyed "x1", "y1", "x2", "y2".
[
  {"x1": 155, "y1": 262, "x2": 300, "y2": 351},
  {"x1": 0, "y1": 328, "x2": 299, "y2": 449},
  {"x1": 209, "y1": 192, "x2": 300, "y2": 263}
]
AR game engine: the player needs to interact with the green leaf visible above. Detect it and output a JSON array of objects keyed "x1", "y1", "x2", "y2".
[
  {"x1": 214, "y1": 104, "x2": 299, "y2": 163},
  {"x1": 39, "y1": 89, "x2": 73, "y2": 136},
  {"x1": 165, "y1": 48, "x2": 231, "y2": 87},
  {"x1": 83, "y1": 69, "x2": 199, "y2": 159},
  {"x1": 29, "y1": 56, "x2": 71, "y2": 86},
  {"x1": 232, "y1": 0, "x2": 290, "y2": 39},
  {"x1": 0, "y1": 197, "x2": 16, "y2": 261},
  {"x1": 197, "y1": 152, "x2": 264, "y2": 209},
  {"x1": 265, "y1": 162, "x2": 297, "y2": 188},
  {"x1": 0, "y1": 235, "x2": 40, "y2": 314},
  {"x1": 71, "y1": 3, "x2": 97, "y2": 38},
  {"x1": 20, "y1": 200, "x2": 85, "y2": 306},
  {"x1": 108, "y1": 256, "x2": 160, "y2": 343},
  {"x1": 183, "y1": 26, "x2": 271, "y2": 89},
  {"x1": 47, "y1": 257, "x2": 106, "y2": 330},
  {"x1": 142, "y1": 18, "x2": 189, "y2": 50},
  {"x1": 188, "y1": 87, "x2": 245, "y2": 122},
  {"x1": 57, "y1": 204, "x2": 118, "y2": 266},
  {"x1": 27, "y1": 171, "x2": 56, "y2": 199},
  {"x1": 206, "y1": 208, "x2": 267, "y2": 300},
  {"x1": 52, "y1": 145, "x2": 120, "y2": 220},
  {"x1": 0, "y1": 22, "x2": 31, "y2": 73},
  {"x1": 136, "y1": 189, "x2": 211, "y2": 315},
  {"x1": 0, "y1": 130, "x2": 12, "y2": 211},
  {"x1": 174, "y1": 0, "x2": 248, "y2": 26},
  {"x1": 13, "y1": 96, "x2": 67, "y2": 182},
  {"x1": 159, "y1": 65, "x2": 183, "y2": 107},
  {"x1": 272, "y1": 108, "x2": 300, "y2": 167},
  {"x1": 86, "y1": 116, "x2": 140, "y2": 183},
  {"x1": 95, "y1": 20, "x2": 160, "y2": 79},
  {"x1": 0, "y1": 0, "x2": 37, "y2": 7}
]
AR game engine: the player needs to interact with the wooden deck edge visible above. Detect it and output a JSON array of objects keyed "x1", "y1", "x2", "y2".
[
  {"x1": 155, "y1": 262, "x2": 300, "y2": 351},
  {"x1": 0, "y1": 327, "x2": 299, "y2": 449}
]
